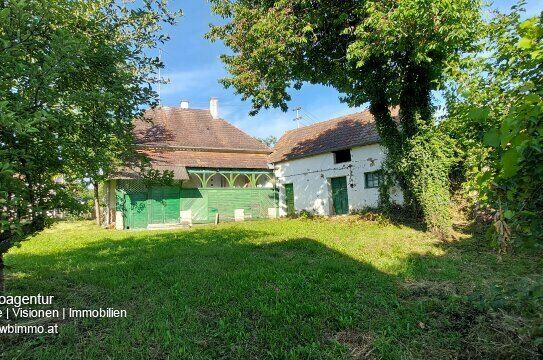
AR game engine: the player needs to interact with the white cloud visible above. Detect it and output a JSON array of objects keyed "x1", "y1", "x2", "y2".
[{"x1": 159, "y1": 67, "x2": 224, "y2": 96}]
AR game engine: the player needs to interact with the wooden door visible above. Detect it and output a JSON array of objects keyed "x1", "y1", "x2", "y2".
[
  {"x1": 284, "y1": 183, "x2": 295, "y2": 216},
  {"x1": 149, "y1": 186, "x2": 180, "y2": 224},
  {"x1": 128, "y1": 193, "x2": 148, "y2": 229},
  {"x1": 331, "y1": 177, "x2": 349, "y2": 215}
]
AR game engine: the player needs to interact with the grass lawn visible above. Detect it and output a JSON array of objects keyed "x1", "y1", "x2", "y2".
[{"x1": 1, "y1": 218, "x2": 542, "y2": 359}]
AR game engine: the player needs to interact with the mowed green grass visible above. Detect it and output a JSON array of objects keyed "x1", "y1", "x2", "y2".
[{"x1": 1, "y1": 218, "x2": 542, "y2": 359}]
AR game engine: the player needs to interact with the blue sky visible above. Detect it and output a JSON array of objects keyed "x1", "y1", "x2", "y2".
[{"x1": 156, "y1": 0, "x2": 541, "y2": 139}]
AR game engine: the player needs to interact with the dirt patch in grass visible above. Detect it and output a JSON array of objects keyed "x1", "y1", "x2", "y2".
[
  {"x1": 399, "y1": 280, "x2": 457, "y2": 300},
  {"x1": 335, "y1": 330, "x2": 375, "y2": 359},
  {"x1": 460, "y1": 310, "x2": 541, "y2": 359}
]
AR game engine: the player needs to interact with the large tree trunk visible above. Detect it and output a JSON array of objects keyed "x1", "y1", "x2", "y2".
[{"x1": 93, "y1": 182, "x2": 101, "y2": 226}]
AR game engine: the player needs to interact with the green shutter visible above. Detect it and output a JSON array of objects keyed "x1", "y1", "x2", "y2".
[
  {"x1": 284, "y1": 184, "x2": 295, "y2": 216},
  {"x1": 331, "y1": 177, "x2": 349, "y2": 215}
]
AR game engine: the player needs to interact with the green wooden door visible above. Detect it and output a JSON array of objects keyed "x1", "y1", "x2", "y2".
[
  {"x1": 149, "y1": 187, "x2": 164, "y2": 224},
  {"x1": 331, "y1": 177, "x2": 349, "y2": 215},
  {"x1": 284, "y1": 183, "x2": 295, "y2": 216},
  {"x1": 149, "y1": 186, "x2": 180, "y2": 224},
  {"x1": 163, "y1": 186, "x2": 180, "y2": 223},
  {"x1": 128, "y1": 193, "x2": 148, "y2": 229}
]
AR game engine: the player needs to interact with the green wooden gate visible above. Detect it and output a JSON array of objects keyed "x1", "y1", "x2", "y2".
[
  {"x1": 331, "y1": 177, "x2": 349, "y2": 215},
  {"x1": 284, "y1": 183, "x2": 295, "y2": 216},
  {"x1": 126, "y1": 193, "x2": 148, "y2": 229},
  {"x1": 149, "y1": 186, "x2": 180, "y2": 224}
]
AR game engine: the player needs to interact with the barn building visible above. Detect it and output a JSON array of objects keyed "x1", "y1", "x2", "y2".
[
  {"x1": 105, "y1": 98, "x2": 276, "y2": 229},
  {"x1": 269, "y1": 109, "x2": 403, "y2": 216}
]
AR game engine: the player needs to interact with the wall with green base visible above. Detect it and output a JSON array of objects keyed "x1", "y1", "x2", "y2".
[{"x1": 116, "y1": 180, "x2": 277, "y2": 229}]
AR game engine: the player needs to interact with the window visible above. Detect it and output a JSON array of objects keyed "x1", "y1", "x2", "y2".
[
  {"x1": 365, "y1": 171, "x2": 381, "y2": 188},
  {"x1": 333, "y1": 149, "x2": 351, "y2": 164}
]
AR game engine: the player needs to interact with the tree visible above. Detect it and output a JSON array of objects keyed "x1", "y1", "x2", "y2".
[
  {"x1": 207, "y1": 0, "x2": 482, "y2": 235},
  {"x1": 257, "y1": 136, "x2": 278, "y2": 148},
  {"x1": 0, "y1": 0, "x2": 179, "y2": 289},
  {"x1": 444, "y1": 4, "x2": 543, "y2": 251}
]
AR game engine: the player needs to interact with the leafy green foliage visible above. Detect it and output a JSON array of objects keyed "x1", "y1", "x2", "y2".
[
  {"x1": 398, "y1": 127, "x2": 455, "y2": 234},
  {"x1": 445, "y1": 4, "x2": 543, "y2": 249},
  {"x1": 256, "y1": 135, "x2": 277, "y2": 148},
  {"x1": 208, "y1": 0, "x2": 482, "y2": 235},
  {"x1": 0, "y1": 1, "x2": 179, "y2": 255}
]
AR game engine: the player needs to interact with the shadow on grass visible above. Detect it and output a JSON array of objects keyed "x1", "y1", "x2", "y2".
[{"x1": 1, "y1": 224, "x2": 541, "y2": 359}]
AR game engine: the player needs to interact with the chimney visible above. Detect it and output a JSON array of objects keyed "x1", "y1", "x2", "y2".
[
  {"x1": 210, "y1": 97, "x2": 219, "y2": 119},
  {"x1": 180, "y1": 100, "x2": 189, "y2": 109}
]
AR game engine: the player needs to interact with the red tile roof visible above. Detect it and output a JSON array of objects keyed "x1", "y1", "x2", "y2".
[
  {"x1": 134, "y1": 107, "x2": 270, "y2": 152},
  {"x1": 111, "y1": 164, "x2": 190, "y2": 180},
  {"x1": 269, "y1": 108, "x2": 398, "y2": 163},
  {"x1": 141, "y1": 149, "x2": 270, "y2": 170},
  {"x1": 121, "y1": 106, "x2": 272, "y2": 174}
]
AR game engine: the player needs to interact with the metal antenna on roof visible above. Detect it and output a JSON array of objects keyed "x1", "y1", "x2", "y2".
[
  {"x1": 158, "y1": 48, "x2": 162, "y2": 106},
  {"x1": 293, "y1": 106, "x2": 302, "y2": 129}
]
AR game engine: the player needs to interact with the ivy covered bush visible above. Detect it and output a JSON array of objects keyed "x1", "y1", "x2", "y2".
[{"x1": 398, "y1": 127, "x2": 455, "y2": 235}]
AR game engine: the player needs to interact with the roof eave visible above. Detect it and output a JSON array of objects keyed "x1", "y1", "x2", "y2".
[
  {"x1": 269, "y1": 140, "x2": 381, "y2": 164},
  {"x1": 136, "y1": 144, "x2": 272, "y2": 154}
]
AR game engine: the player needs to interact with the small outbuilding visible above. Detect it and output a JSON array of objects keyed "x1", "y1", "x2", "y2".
[
  {"x1": 105, "y1": 98, "x2": 277, "y2": 229},
  {"x1": 269, "y1": 109, "x2": 403, "y2": 216}
]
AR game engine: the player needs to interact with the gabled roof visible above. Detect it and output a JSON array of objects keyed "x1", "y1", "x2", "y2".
[
  {"x1": 268, "y1": 108, "x2": 398, "y2": 163},
  {"x1": 110, "y1": 148, "x2": 270, "y2": 180},
  {"x1": 134, "y1": 107, "x2": 270, "y2": 152},
  {"x1": 110, "y1": 105, "x2": 273, "y2": 178}
]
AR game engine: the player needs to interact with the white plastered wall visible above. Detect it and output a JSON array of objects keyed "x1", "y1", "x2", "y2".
[{"x1": 273, "y1": 144, "x2": 403, "y2": 216}]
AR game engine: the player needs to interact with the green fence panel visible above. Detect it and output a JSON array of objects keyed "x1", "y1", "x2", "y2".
[
  {"x1": 180, "y1": 188, "x2": 209, "y2": 223},
  {"x1": 206, "y1": 188, "x2": 275, "y2": 221}
]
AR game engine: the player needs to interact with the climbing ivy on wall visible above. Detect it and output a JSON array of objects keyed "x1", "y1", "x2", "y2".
[{"x1": 379, "y1": 118, "x2": 455, "y2": 236}]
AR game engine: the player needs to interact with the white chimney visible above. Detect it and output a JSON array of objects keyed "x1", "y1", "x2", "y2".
[
  {"x1": 210, "y1": 97, "x2": 219, "y2": 119},
  {"x1": 180, "y1": 100, "x2": 189, "y2": 109}
]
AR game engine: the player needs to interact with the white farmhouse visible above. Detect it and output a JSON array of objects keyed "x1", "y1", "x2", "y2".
[{"x1": 269, "y1": 109, "x2": 403, "y2": 216}]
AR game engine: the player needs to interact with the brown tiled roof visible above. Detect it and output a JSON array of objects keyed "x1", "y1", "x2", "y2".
[
  {"x1": 110, "y1": 148, "x2": 270, "y2": 180},
  {"x1": 141, "y1": 149, "x2": 270, "y2": 170},
  {"x1": 112, "y1": 106, "x2": 273, "y2": 176},
  {"x1": 269, "y1": 109, "x2": 398, "y2": 163},
  {"x1": 111, "y1": 165, "x2": 190, "y2": 180},
  {"x1": 134, "y1": 107, "x2": 270, "y2": 152}
]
